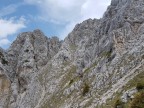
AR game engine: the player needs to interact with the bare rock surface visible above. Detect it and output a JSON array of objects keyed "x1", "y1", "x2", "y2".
[{"x1": 1, "y1": 0, "x2": 144, "y2": 108}]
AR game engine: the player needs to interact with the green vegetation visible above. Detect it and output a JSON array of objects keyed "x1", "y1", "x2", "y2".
[
  {"x1": 67, "y1": 76, "x2": 80, "y2": 88},
  {"x1": 102, "y1": 50, "x2": 112, "y2": 58},
  {"x1": 130, "y1": 91, "x2": 144, "y2": 108},
  {"x1": 84, "y1": 67, "x2": 91, "y2": 73},
  {"x1": 123, "y1": 72, "x2": 144, "y2": 91},
  {"x1": 59, "y1": 65, "x2": 77, "y2": 88},
  {"x1": 69, "y1": 79, "x2": 74, "y2": 85},
  {"x1": 114, "y1": 99, "x2": 124, "y2": 108},
  {"x1": 82, "y1": 83, "x2": 90, "y2": 96},
  {"x1": 136, "y1": 81, "x2": 144, "y2": 91},
  {"x1": 0, "y1": 52, "x2": 8, "y2": 65},
  {"x1": 128, "y1": 55, "x2": 135, "y2": 61},
  {"x1": 62, "y1": 61, "x2": 70, "y2": 66},
  {"x1": 83, "y1": 98, "x2": 93, "y2": 108},
  {"x1": 42, "y1": 91, "x2": 66, "y2": 108},
  {"x1": 70, "y1": 44, "x2": 77, "y2": 51},
  {"x1": 100, "y1": 92, "x2": 122, "y2": 108},
  {"x1": 42, "y1": 66, "x2": 78, "y2": 108},
  {"x1": 84, "y1": 62, "x2": 97, "y2": 73},
  {"x1": 1, "y1": 58, "x2": 8, "y2": 65},
  {"x1": 24, "y1": 49, "x2": 29, "y2": 52},
  {"x1": 0, "y1": 52, "x2": 3, "y2": 58},
  {"x1": 101, "y1": 71, "x2": 144, "y2": 108},
  {"x1": 24, "y1": 60, "x2": 29, "y2": 62}
]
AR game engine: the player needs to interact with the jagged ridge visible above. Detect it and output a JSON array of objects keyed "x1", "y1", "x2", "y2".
[{"x1": 0, "y1": 0, "x2": 144, "y2": 108}]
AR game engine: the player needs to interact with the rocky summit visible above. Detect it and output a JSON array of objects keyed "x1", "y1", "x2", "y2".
[{"x1": 0, "y1": 0, "x2": 144, "y2": 108}]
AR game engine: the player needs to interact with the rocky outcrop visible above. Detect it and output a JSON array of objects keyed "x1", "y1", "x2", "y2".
[
  {"x1": 1, "y1": 0, "x2": 144, "y2": 108},
  {"x1": 0, "y1": 29, "x2": 62, "y2": 108}
]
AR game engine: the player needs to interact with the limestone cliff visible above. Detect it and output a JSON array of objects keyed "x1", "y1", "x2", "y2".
[{"x1": 0, "y1": 0, "x2": 144, "y2": 108}]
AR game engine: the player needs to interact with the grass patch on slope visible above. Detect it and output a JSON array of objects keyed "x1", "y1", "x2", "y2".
[
  {"x1": 130, "y1": 90, "x2": 144, "y2": 108},
  {"x1": 100, "y1": 71, "x2": 144, "y2": 108},
  {"x1": 41, "y1": 65, "x2": 79, "y2": 108},
  {"x1": 84, "y1": 62, "x2": 97, "y2": 73}
]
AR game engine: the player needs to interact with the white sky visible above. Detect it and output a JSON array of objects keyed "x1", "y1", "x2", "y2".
[
  {"x1": 24, "y1": 0, "x2": 111, "y2": 38},
  {"x1": 0, "y1": 17, "x2": 26, "y2": 46},
  {"x1": 0, "y1": 0, "x2": 111, "y2": 48}
]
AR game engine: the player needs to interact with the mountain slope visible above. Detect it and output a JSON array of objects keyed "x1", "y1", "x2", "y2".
[{"x1": 0, "y1": 0, "x2": 144, "y2": 108}]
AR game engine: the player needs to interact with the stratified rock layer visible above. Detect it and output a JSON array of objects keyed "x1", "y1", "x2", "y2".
[{"x1": 0, "y1": 0, "x2": 144, "y2": 108}]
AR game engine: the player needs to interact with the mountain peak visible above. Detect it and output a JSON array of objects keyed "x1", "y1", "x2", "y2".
[{"x1": 1, "y1": 0, "x2": 144, "y2": 107}]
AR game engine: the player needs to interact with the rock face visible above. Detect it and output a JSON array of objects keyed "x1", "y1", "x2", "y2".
[
  {"x1": 0, "y1": 29, "x2": 62, "y2": 108},
  {"x1": 1, "y1": 0, "x2": 144, "y2": 107}
]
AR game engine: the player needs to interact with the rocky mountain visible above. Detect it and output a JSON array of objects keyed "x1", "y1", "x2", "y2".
[{"x1": 0, "y1": 0, "x2": 144, "y2": 108}]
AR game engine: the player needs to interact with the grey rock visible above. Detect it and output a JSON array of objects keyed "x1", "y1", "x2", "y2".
[
  {"x1": 1, "y1": 0, "x2": 144, "y2": 107},
  {"x1": 121, "y1": 88, "x2": 137, "y2": 103}
]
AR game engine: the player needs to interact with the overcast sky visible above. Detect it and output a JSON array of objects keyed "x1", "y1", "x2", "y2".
[{"x1": 0, "y1": 0, "x2": 111, "y2": 49}]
